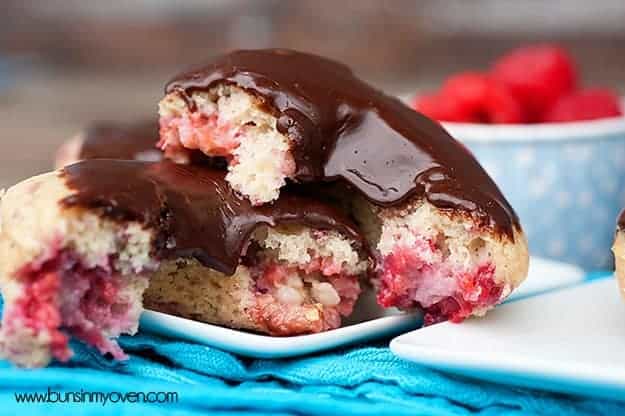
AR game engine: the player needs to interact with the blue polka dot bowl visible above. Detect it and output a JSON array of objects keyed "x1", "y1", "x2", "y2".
[{"x1": 443, "y1": 115, "x2": 625, "y2": 270}]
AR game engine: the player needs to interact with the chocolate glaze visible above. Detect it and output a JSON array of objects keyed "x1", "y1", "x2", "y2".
[
  {"x1": 79, "y1": 120, "x2": 162, "y2": 162},
  {"x1": 166, "y1": 49, "x2": 519, "y2": 237},
  {"x1": 61, "y1": 159, "x2": 365, "y2": 275},
  {"x1": 619, "y1": 210, "x2": 625, "y2": 230}
]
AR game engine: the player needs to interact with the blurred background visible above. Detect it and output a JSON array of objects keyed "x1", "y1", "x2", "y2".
[
  {"x1": 1, "y1": 0, "x2": 625, "y2": 268},
  {"x1": 2, "y1": 0, "x2": 625, "y2": 186}
]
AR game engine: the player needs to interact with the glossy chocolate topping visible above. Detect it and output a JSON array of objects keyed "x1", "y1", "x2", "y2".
[
  {"x1": 79, "y1": 120, "x2": 162, "y2": 162},
  {"x1": 61, "y1": 159, "x2": 364, "y2": 275},
  {"x1": 618, "y1": 210, "x2": 625, "y2": 230},
  {"x1": 167, "y1": 49, "x2": 519, "y2": 236}
]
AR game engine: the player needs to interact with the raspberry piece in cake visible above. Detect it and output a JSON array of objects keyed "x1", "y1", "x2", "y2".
[
  {"x1": 352, "y1": 196, "x2": 528, "y2": 325},
  {"x1": 0, "y1": 174, "x2": 153, "y2": 367},
  {"x1": 159, "y1": 85, "x2": 295, "y2": 205}
]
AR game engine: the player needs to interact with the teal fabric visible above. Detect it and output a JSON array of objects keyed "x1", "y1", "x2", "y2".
[{"x1": 0, "y1": 271, "x2": 621, "y2": 415}]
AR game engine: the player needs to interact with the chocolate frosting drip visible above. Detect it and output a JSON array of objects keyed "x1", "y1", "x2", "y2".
[
  {"x1": 79, "y1": 120, "x2": 162, "y2": 162},
  {"x1": 618, "y1": 210, "x2": 625, "y2": 230},
  {"x1": 166, "y1": 49, "x2": 519, "y2": 237},
  {"x1": 61, "y1": 159, "x2": 364, "y2": 275}
]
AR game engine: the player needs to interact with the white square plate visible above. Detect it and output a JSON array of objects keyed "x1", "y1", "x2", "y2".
[
  {"x1": 140, "y1": 256, "x2": 584, "y2": 359},
  {"x1": 391, "y1": 277, "x2": 625, "y2": 401},
  {"x1": 140, "y1": 290, "x2": 420, "y2": 359}
]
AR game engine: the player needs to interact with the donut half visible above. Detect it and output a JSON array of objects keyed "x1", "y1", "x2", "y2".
[{"x1": 0, "y1": 160, "x2": 369, "y2": 367}]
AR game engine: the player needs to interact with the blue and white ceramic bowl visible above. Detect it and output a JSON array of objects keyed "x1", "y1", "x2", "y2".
[{"x1": 443, "y1": 115, "x2": 625, "y2": 270}]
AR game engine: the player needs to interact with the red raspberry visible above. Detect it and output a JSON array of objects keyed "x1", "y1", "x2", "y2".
[
  {"x1": 440, "y1": 72, "x2": 524, "y2": 124},
  {"x1": 412, "y1": 92, "x2": 474, "y2": 122},
  {"x1": 485, "y1": 81, "x2": 526, "y2": 124},
  {"x1": 492, "y1": 44, "x2": 577, "y2": 122},
  {"x1": 441, "y1": 72, "x2": 491, "y2": 115},
  {"x1": 543, "y1": 88, "x2": 623, "y2": 122}
]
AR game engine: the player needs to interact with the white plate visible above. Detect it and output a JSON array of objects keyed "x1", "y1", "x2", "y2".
[
  {"x1": 140, "y1": 290, "x2": 420, "y2": 359},
  {"x1": 140, "y1": 256, "x2": 582, "y2": 359},
  {"x1": 509, "y1": 256, "x2": 584, "y2": 301},
  {"x1": 391, "y1": 278, "x2": 625, "y2": 401}
]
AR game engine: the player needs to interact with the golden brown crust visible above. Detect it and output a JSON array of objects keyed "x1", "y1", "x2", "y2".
[{"x1": 144, "y1": 259, "x2": 262, "y2": 332}]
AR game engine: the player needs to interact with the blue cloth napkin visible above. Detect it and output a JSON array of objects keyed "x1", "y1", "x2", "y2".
[{"x1": 0, "y1": 271, "x2": 622, "y2": 415}]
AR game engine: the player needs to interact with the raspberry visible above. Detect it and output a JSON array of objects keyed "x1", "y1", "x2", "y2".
[
  {"x1": 485, "y1": 81, "x2": 526, "y2": 123},
  {"x1": 543, "y1": 88, "x2": 623, "y2": 122},
  {"x1": 423, "y1": 297, "x2": 462, "y2": 326},
  {"x1": 440, "y1": 72, "x2": 524, "y2": 124},
  {"x1": 441, "y1": 72, "x2": 491, "y2": 115},
  {"x1": 412, "y1": 92, "x2": 474, "y2": 122},
  {"x1": 492, "y1": 44, "x2": 577, "y2": 121}
]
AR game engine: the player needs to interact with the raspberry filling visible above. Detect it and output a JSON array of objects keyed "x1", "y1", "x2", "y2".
[
  {"x1": 377, "y1": 237, "x2": 504, "y2": 326},
  {"x1": 159, "y1": 109, "x2": 296, "y2": 175},
  {"x1": 3, "y1": 262, "x2": 71, "y2": 362},
  {"x1": 159, "y1": 113, "x2": 241, "y2": 159},
  {"x1": 249, "y1": 258, "x2": 361, "y2": 336},
  {"x1": 3, "y1": 249, "x2": 142, "y2": 362}
]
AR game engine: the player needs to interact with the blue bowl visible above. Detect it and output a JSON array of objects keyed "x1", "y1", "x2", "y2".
[{"x1": 443, "y1": 116, "x2": 625, "y2": 270}]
